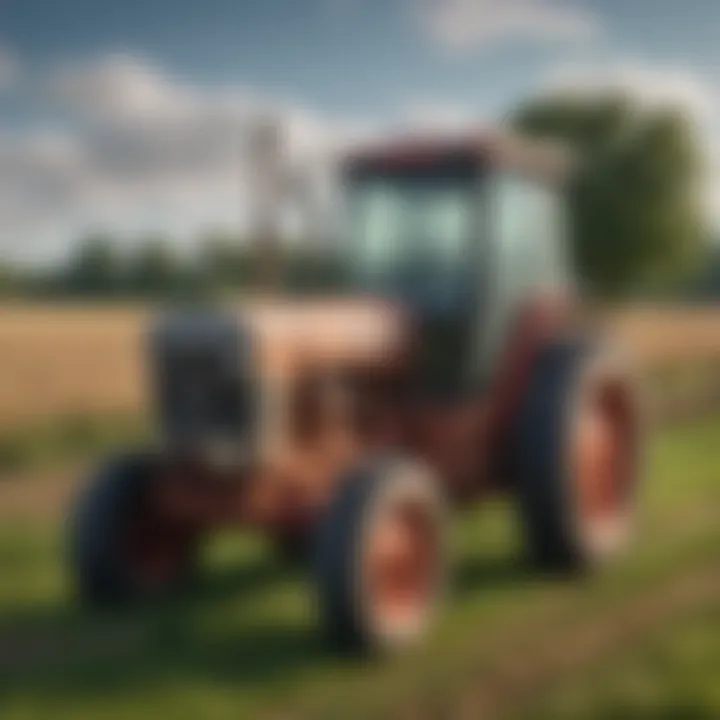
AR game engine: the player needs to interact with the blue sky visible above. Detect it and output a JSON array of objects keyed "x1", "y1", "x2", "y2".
[
  {"x1": 4, "y1": 0, "x2": 719, "y2": 118},
  {"x1": 1, "y1": 0, "x2": 719, "y2": 262}
]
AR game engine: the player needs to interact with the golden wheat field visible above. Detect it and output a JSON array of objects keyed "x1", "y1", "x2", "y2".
[
  {"x1": 2, "y1": 303, "x2": 720, "y2": 434},
  {"x1": 0, "y1": 304, "x2": 151, "y2": 434},
  {"x1": 610, "y1": 306, "x2": 720, "y2": 365}
]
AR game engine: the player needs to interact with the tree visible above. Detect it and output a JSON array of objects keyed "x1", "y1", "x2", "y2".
[
  {"x1": 197, "y1": 234, "x2": 253, "y2": 293},
  {"x1": 0, "y1": 262, "x2": 20, "y2": 297},
  {"x1": 64, "y1": 234, "x2": 122, "y2": 296},
  {"x1": 682, "y1": 238, "x2": 720, "y2": 300},
  {"x1": 127, "y1": 237, "x2": 185, "y2": 297},
  {"x1": 281, "y1": 243, "x2": 348, "y2": 294},
  {"x1": 511, "y1": 94, "x2": 704, "y2": 298}
]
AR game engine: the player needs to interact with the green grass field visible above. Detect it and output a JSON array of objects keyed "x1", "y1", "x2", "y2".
[
  {"x1": 0, "y1": 418, "x2": 718, "y2": 719},
  {"x1": 0, "y1": 412, "x2": 148, "y2": 475}
]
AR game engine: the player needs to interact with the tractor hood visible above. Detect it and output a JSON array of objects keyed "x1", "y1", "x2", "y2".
[{"x1": 239, "y1": 297, "x2": 410, "y2": 379}]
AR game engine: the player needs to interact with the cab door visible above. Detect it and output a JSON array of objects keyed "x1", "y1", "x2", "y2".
[{"x1": 473, "y1": 173, "x2": 570, "y2": 380}]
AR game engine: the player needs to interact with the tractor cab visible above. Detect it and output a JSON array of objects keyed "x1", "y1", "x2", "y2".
[{"x1": 343, "y1": 133, "x2": 573, "y2": 390}]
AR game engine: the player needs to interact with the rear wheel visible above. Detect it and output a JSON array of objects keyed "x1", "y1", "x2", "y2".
[
  {"x1": 513, "y1": 341, "x2": 642, "y2": 570},
  {"x1": 70, "y1": 453, "x2": 199, "y2": 606},
  {"x1": 314, "y1": 457, "x2": 447, "y2": 654}
]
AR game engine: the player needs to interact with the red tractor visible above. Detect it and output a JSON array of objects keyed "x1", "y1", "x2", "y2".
[{"x1": 70, "y1": 132, "x2": 642, "y2": 654}]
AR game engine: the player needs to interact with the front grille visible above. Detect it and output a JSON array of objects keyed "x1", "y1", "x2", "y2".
[{"x1": 150, "y1": 312, "x2": 255, "y2": 453}]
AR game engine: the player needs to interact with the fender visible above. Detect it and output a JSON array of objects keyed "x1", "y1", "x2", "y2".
[{"x1": 486, "y1": 291, "x2": 577, "y2": 483}]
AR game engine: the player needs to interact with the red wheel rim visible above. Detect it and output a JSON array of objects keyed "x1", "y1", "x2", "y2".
[
  {"x1": 364, "y1": 500, "x2": 439, "y2": 636},
  {"x1": 573, "y1": 380, "x2": 634, "y2": 551}
]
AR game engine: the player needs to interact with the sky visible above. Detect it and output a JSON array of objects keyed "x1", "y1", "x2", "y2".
[{"x1": 1, "y1": 0, "x2": 720, "y2": 263}]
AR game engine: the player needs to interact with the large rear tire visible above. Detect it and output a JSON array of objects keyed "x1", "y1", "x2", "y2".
[
  {"x1": 70, "y1": 453, "x2": 198, "y2": 606},
  {"x1": 314, "y1": 457, "x2": 447, "y2": 654},
  {"x1": 513, "y1": 340, "x2": 642, "y2": 571}
]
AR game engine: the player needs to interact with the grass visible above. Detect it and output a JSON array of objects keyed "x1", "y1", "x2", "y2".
[
  {"x1": 0, "y1": 412, "x2": 149, "y2": 475},
  {"x1": 0, "y1": 417, "x2": 718, "y2": 719},
  {"x1": 527, "y1": 603, "x2": 720, "y2": 719}
]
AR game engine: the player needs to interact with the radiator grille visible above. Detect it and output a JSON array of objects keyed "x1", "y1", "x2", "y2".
[{"x1": 150, "y1": 313, "x2": 255, "y2": 453}]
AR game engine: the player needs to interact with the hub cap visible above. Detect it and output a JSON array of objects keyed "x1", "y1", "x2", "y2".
[
  {"x1": 573, "y1": 381, "x2": 634, "y2": 555},
  {"x1": 364, "y1": 500, "x2": 439, "y2": 638}
]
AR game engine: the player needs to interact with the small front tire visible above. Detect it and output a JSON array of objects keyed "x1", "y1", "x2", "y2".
[{"x1": 70, "y1": 453, "x2": 198, "y2": 606}]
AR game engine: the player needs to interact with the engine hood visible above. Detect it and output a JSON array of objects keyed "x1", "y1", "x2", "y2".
[{"x1": 237, "y1": 297, "x2": 409, "y2": 378}]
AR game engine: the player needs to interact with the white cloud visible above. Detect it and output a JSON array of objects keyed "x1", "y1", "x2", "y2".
[
  {"x1": 542, "y1": 61, "x2": 717, "y2": 121},
  {"x1": 399, "y1": 100, "x2": 482, "y2": 132},
  {"x1": 0, "y1": 54, "x2": 356, "y2": 264},
  {"x1": 51, "y1": 53, "x2": 260, "y2": 129},
  {"x1": 416, "y1": 0, "x2": 601, "y2": 51},
  {"x1": 0, "y1": 46, "x2": 18, "y2": 91}
]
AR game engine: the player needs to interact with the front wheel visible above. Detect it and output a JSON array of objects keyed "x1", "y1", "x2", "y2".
[
  {"x1": 70, "y1": 453, "x2": 199, "y2": 606},
  {"x1": 513, "y1": 341, "x2": 643, "y2": 571},
  {"x1": 314, "y1": 457, "x2": 447, "y2": 654}
]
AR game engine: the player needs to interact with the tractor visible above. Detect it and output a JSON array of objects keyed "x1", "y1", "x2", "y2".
[{"x1": 69, "y1": 131, "x2": 642, "y2": 654}]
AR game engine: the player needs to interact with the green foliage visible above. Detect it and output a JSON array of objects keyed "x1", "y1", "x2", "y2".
[
  {"x1": 8, "y1": 233, "x2": 348, "y2": 301},
  {"x1": 198, "y1": 234, "x2": 255, "y2": 292},
  {"x1": 512, "y1": 94, "x2": 705, "y2": 298},
  {"x1": 281, "y1": 246, "x2": 348, "y2": 294},
  {"x1": 682, "y1": 239, "x2": 720, "y2": 299},
  {"x1": 125, "y1": 236, "x2": 188, "y2": 297},
  {"x1": 64, "y1": 234, "x2": 123, "y2": 296},
  {"x1": 0, "y1": 262, "x2": 20, "y2": 296},
  {"x1": 0, "y1": 413, "x2": 149, "y2": 475}
]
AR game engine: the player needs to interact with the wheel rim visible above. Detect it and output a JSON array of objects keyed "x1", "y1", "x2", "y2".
[
  {"x1": 573, "y1": 380, "x2": 634, "y2": 554},
  {"x1": 122, "y1": 510, "x2": 192, "y2": 593},
  {"x1": 364, "y1": 500, "x2": 439, "y2": 638}
]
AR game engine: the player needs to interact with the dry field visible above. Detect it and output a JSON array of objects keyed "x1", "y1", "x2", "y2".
[
  {"x1": 0, "y1": 304, "x2": 151, "y2": 434},
  {"x1": 2, "y1": 302, "x2": 720, "y2": 435},
  {"x1": 610, "y1": 306, "x2": 720, "y2": 366}
]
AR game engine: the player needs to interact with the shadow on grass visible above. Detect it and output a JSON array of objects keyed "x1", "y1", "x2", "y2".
[
  {"x1": 455, "y1": 553, "x2": 531, "y2": 594},
  {"x1": 0, "y1": 545, "x2": 530, "y2": 707},
  {"x1": 0, "y1": 554, "x2": 320, "y2": 699}
]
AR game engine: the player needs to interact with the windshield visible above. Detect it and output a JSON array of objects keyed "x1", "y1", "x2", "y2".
[{"x1": 346, "y1": 176, "x2": 479, "y2": 304}]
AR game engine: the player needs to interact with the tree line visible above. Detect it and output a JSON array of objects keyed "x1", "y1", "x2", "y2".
[{"x1": 0, "y1": 234, "x2": 347, "y2": 301}]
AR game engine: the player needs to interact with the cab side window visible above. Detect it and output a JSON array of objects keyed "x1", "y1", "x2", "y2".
[
  {"x1": 478, "y1": 174, "x2": 569, "y2": 373},
  {"x1": 495, "y1": 174, "x2": 568, "y2": 295}
]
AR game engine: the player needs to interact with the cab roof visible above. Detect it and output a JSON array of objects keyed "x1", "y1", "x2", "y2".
[{"x1": 344, "y1": 129, "x2": 573, "y2": 183}]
